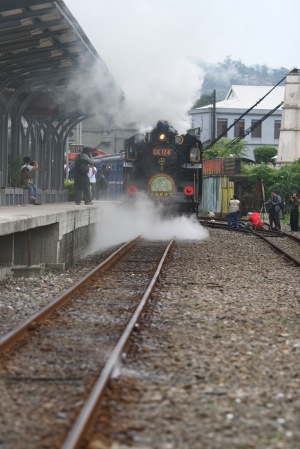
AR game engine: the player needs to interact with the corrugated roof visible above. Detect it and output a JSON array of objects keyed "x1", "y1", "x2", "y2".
[
  {"x1": 196, "y1": 85, "x2": 285, "y2": 111},
  {"x1": 0, "y1": 0, "x2": 124, "y2": 119}
]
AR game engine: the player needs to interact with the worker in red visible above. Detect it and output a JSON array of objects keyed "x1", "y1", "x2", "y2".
[{"x1": 244, "y1": 211, "x2": 264, "y2": 230}]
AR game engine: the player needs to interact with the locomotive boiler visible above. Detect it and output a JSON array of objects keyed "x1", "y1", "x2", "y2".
[
  {"x1": 94, "y1": 121, "x2": 203, "y2": 214},
  {"x1": 123, "y1": 120, "x2": 203, "y2": 214}
]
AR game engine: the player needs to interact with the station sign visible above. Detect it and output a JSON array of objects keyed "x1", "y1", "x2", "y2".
[
  {"x1": 152, "y1": 148, "x2": 172, "y2": 156},
  {"x1": 203, "y1": 158, "x2": 241, "y2": 176},
  {"x1": 70, "y1": 145, "x2": 84, "y2": 153}
]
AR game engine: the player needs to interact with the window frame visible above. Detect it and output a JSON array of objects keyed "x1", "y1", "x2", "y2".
[
  {"x1": 274, "y1": 120, "x2": 281, "y2": 139},
  {"x1": 233, "y1": 120, "x2": 245, "y2": 138},
  {"x1": 217, "y1": 119, "x2": 228, "y2": 138},
  {"x1": 189, "y1": 145, "x2": 201, "y2": 163},
  {"x1": 126, "y1": 144, "x2": 137, "y2": 161},
  {"x1": 251, "y1": 120, "x2": 262, "y2": 138}
]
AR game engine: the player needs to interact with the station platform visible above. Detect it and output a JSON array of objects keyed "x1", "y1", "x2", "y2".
[{"x1": 0, "y1": 201, "x2": 116, "y2": 279}]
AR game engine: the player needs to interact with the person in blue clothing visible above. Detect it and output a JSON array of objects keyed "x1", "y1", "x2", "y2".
[
  {"x1": 68, "y1": 161, "x2": 75, "y2": 180},
  {"x1": 265, "y1": 190, "x2": 281, "y2": 230}
]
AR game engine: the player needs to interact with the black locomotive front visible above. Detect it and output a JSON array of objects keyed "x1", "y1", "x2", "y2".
[{"x1": 123, "y1": 120, "x2": 203, "y2": 214}]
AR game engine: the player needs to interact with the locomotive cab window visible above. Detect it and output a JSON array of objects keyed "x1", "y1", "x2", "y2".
[
  {"x1": 190, "y1": 146, "x2": 200, "y2": 163},
  {"x1": 126, "y1": 145, "x2": 137, "y2": 161}
]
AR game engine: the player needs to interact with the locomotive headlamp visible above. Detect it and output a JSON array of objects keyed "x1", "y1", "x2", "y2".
[
  {"x1": 158, "y1": 133, "x2": 167, "y2": 141},
  {"x1": 175, "y1": 135, "x2": 184, "y2": 145}
]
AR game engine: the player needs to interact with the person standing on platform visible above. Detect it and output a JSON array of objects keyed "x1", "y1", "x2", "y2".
[
  {"x1": 227, "y1": 194, "x2": 240, "y2": 230},
  {"x1": 74, "y1": 147, "x2": 94, "y2": 205},
  {"x1": 68, "y1": 161, "x2": 75, "y2": 180},
  {"x1": 289, "y1": 193, "x2": 300, "y2": 232},
  {"x1": 20, "y1": 156, "x2": 41, "y2": 205},
  {"x1": 265, "y1": 190, "x2": 281, "y2": 230},
  {"x1": 95, "y1": 165, "x2": 111, "y2": 200}
]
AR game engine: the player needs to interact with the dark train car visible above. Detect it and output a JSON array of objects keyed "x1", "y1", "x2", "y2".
[
  {"x1": 93, "y1": 153, "x2": 125, "y2": 200},
  {"x1": 123, "y1": 120, "x2": 203, "y2": 214},
  {"x1": 92, "y1": 120, "x2": 203, "y2": 212}
]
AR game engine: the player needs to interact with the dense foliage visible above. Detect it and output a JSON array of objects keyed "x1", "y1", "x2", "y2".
[
  {"x1": 64, "y1": 180, "x2": 74, "y2": 201},
  {"x1": 203, "y1": 138, "x2": 247, "y2": 159},
  {"x1": 241, "y1": 160, "x2": 300, "y2": 207},
  {"x1": 8, "y1": 155, "x2": 29, "y2": 188},
  {"x1": 253, "y1": 146, "x2": 278, "y2": 164}
]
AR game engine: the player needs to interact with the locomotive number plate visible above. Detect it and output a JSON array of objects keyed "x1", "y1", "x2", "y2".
[{"x1": 153, "y1": 148, "x2": 171, "y2": 156}]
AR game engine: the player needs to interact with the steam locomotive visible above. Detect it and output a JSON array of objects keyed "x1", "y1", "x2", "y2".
[{"x1": 94, "y1": 120, "x2": 203, "y2": 214}]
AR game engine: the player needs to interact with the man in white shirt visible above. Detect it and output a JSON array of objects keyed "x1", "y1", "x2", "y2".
[{"x1": 88, "y1": 165, "x2": 97, "y2": 200}]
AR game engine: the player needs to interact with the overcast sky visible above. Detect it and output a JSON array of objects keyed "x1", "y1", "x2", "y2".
[{"x1": 64, "y1": 0, "x2": 300, "y2": 131}]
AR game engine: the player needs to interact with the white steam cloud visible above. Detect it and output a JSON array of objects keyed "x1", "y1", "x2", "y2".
[
  {"x1": 115, "y1": 58, "x2": 204, "y2": 134},
  {"x1": 90, "y1": 193, "x2": 209, "y2": 250},
  {"x1": 64, "y1": 0, "x2": 205, "y2": 135},
  {"x1": 66, "y1": 58, "x2": 203, "y2": 135}
]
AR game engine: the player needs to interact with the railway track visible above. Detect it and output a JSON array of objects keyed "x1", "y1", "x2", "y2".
[
  {"x1": 0, "y1": 237, "x2": 175, "y2": 449},
  {"x1": 200, "y1": 217, "x2": 300, "y2": 266}
]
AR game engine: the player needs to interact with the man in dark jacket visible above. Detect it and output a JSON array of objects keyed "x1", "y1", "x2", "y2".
[
  {"x1": 265, "y1": 190, "x2": 282, "y2": 230},
  {"x1": 74, "y1": 147, "x2": 94, "y2": 205},
  {"x1": 289, "y1": 193, "x2": 300, "y2": 232},
  {"x1": 95, "y1": 165, "x2": 111, "y2": 200}
]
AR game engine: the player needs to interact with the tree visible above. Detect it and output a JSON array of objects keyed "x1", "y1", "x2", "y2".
[
  {"x1": 203, "y1": 138, "x2": 247, "y2": 159},
  {"x1": 193, "y1": 93, "x2": 212, "y2": 108},
  {"x1": 241, "y1": 159, "x2": 300, "y2": 208},
  {"x1": 8, "y1": 155, "x2": 24, "y2": 187},
  {"x1": 254, "y1": 146, "x2": 277, "y2": 164}
]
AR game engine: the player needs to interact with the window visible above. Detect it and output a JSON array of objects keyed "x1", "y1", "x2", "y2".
[
  {"x1": 190, "y1": 146, "x2": 200, "y2": 163},
  {"x1": 126, "y1": 144, "x2": 136, "y2": 161},
  {"x1": 217, "y1": 119, "x2": 228, "y2": 137},
  {"x1": 234, "y1": 120, "x2": 245, "y2": 137},
  {"x1": 274, "y1": 121, "x2": 281, "y2": 139},
  {"x1": 251, "y1": 120, "x2": 262, "y2": 138}
]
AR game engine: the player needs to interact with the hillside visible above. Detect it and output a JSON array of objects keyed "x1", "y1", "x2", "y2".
[{"x1": 194, "y1": 56, "x2": 289, "y2": 108}]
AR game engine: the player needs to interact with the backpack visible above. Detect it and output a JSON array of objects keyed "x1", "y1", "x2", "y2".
[
  {"x1": 280, "y1": 199, "x2": 285, "y2": 210},
  {"x1": 75, "y1": 154, "x2": 89, "y2": 175},
  {"x1": 20, "y1": 165, "x2": 31, "y2": 186},
  {"x1": 21, "y1": 165, "x2": 30, "y2": 175}
]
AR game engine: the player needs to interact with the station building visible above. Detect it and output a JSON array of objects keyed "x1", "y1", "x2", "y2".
[{"x1": 189, "y1": 85, "x2": 285, "y2": 160}]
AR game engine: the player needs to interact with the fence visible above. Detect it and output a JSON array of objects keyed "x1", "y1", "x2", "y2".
[{"x1": 0, "y1": 188, "x2": 68, "y2": 206}]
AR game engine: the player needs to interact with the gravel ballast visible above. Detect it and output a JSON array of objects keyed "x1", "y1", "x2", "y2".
[
  {"x1": 0, "y1": 227, "x2": 300, "y2": 449},
  {"x1": 86, "y1": 228, "x2": 300, "y2": 449}
]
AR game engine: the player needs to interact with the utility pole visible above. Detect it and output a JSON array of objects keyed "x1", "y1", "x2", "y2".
[{"x1": 212, "y1": 89, "x2": 216, "y2": 141}]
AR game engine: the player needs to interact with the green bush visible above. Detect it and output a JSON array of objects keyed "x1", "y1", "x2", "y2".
[
  {"x1": 203, "y1": 138, "x2": 247, "y2": 159},
  {"x1": 8, "y1": 155, "x2": 26, "y2": 187},
  {"x1": 64, "y1": 180, "x2": 74, "y2": 201},
  {"x1": 241, "y1": 160, "x2": 300, "y2": 209},
  {"x1": 253, "y1": 146, "x2": 277, "y2": 164}
]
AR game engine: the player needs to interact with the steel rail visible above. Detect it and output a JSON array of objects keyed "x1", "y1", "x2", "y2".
[
  {"x1": 0, "y1": 237, "x2": 141, "y2": 353},
  {"x1": 61, "y1": 237, "x2": 176, "y2": 449},
  {"x1": 199, "y1": 219, "x2": 284, "y2": 236},
  {"x1": 200, "y1": 218, "x2": 300, "y2": 263},
  {"x1": 250, "y1": 230, "x2": 300, "y2": 266}
]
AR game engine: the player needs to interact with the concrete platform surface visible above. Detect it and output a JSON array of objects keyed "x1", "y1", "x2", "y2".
[
  {"x1": 0, "y1": 202, "x2": 102, "y2": 236},
  {"x1": 0, "y1": 201, "x2": 119, "y2": 274}
]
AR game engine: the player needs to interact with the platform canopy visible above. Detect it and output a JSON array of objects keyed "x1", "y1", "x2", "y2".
[{"x1": 0, "y1": 0, "x2": 124, "y2": 189}]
